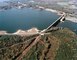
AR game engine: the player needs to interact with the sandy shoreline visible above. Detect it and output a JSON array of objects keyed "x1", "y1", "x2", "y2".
[
  {"x1": 45, "y1": 8, "x2": 64, "y2": 16},
  {"x1": 0, "y1": 31, "x2": 7, "y2": 35},
  {"x1": 0, "y1": 28, "x2": 39, "y2": 36},
  {"x1": 66, "y1": 16, "x2": 77, "y2": 23},
  {"x1": 45, "y1": 9, "x2": 57, "y2": 13}
]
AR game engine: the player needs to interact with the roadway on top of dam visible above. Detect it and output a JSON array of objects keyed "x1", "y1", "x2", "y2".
[{"x1": 40, "y1": 14, "x2": 66, "y2": 33}]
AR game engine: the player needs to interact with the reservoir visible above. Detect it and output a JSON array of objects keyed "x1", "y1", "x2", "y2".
[{"x1": 0, "y1": 8, "x2": 60, "y2": 33}]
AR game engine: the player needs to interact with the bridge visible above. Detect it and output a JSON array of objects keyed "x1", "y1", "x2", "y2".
[{"x1": 41, "y1": 14, "x2": 66, "y2": 33}]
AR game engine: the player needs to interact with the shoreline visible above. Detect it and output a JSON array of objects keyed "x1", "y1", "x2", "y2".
[
  {"x1": 66, "y1": 16, "x2": 77, "y2": 23},
  {"x1": 0, "y1": 28, "x2": 39, "y2": 36},
  {"x1": 45, "y1": 8, "x2": 64, "y2": 16}
]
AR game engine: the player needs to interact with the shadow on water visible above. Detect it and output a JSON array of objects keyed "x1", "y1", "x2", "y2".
[{"x1": 57, "y1": 20, "x2": 77, "y2": 34}]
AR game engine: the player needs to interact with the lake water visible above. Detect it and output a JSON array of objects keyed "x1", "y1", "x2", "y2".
[{"x1": 0, "y1": 8, "x2": 60, "y2": 33}]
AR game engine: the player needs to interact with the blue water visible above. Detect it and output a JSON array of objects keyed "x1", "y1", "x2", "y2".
[
  {"x1": 0, "y1": 8, "x2": 60, "y2": 33},
  {"x1": 58, "y1": 20, "x2": 77, "y2": 34}
]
